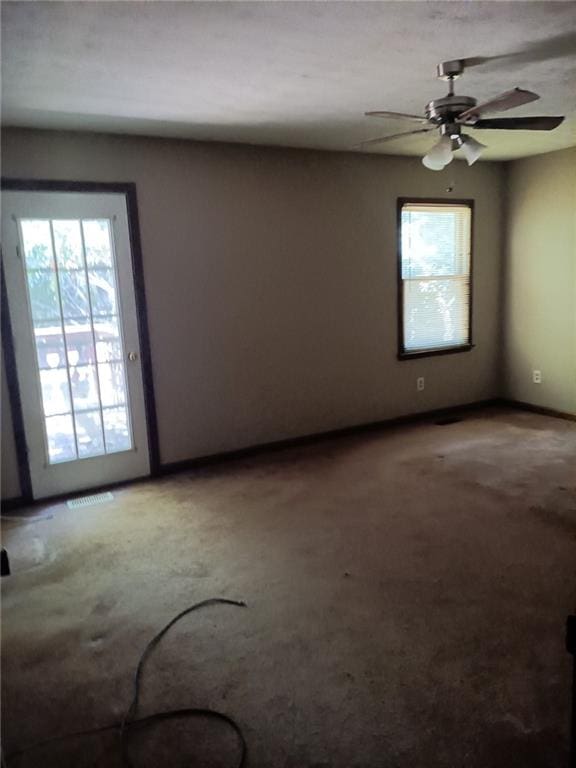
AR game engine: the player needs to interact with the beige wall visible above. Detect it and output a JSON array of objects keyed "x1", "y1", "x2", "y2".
[
  {"x1": 503, "y1": 148, "x2": 576, "y2": 414},
  {"x1": 1, "y1": 128, "x2": 504, "y2": 496}
]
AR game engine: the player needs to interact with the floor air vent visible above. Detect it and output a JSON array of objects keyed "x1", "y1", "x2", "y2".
[{"x1": 67, "y1": 492, "x2": 114, "y2": 509}]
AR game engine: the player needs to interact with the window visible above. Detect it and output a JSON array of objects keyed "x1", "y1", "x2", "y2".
[
  {"x1": 398, "y1": 199, "x2": 473, "y2": 358},
  {"x1": 19, "y1": 218, "x2": 132, "y2": 462}
]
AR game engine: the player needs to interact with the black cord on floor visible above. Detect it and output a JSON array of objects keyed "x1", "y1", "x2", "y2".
[{"x1": 5, "y1": 598, "x2": 248, "y2": 767}]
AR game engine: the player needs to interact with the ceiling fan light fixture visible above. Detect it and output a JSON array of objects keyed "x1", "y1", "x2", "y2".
[
  {"x1": 364, "y1": 60, "x2": 564, "y2": 166},
  {"x1": 422, "y1": 154, "x2": 448, "y2": 171},
  {"x1": 457, "y1": 134, "x2": 487, "y2": 166},
  {"x1": 422, "y1": 135, "x2": 453, "y2": 171}
]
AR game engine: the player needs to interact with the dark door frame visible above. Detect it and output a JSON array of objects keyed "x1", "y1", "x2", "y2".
[{"x1": 1, "y1": 178, "x2": 160, "y2": 504}]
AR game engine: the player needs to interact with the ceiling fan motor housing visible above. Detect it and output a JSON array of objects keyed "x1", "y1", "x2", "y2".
[
  {"x1": 425, "y1": 95, "x2": 477, "y2": 126},
  {"x1": 436, "y1": 60, "x2": 466, "y2": 80}
]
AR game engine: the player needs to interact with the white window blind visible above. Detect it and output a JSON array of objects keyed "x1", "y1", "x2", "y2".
[{"x1": 400, "y1": 202, "x2": 472, "y2": 354}]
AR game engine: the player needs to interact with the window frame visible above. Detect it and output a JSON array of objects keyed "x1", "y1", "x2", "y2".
[{"x1": 396, "y1": 197, "x2": 475, "y2": 361}]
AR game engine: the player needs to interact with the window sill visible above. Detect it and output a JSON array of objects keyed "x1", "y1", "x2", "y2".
[{"x1": 397, "y1": 343, "x2": 474, "y2": 361}]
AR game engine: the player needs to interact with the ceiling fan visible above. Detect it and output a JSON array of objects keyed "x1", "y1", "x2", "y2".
[{"x1": 362, "y1": 59, "x2": 565, "y2": 170}]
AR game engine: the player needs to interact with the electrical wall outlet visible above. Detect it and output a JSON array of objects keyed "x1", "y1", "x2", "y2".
[
  {"x1": 417, "y1": 377, "x2": 425, "y2": 392},
  {"x1": 533, "y1": 370, "x2": 542, "y2": 384}
]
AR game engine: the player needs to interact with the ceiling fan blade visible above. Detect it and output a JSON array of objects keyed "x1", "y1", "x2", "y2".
[
  {"x1": 461, "y1": 55, "x2": 498, "y2": 68},
  {"x1": 458, "y1": 88, "x2": 540, "y2": 122},
  {"x1": 472, "y1": 116, "x2": 565, "y2": 131},
  {"x1": 357, "y1": 128, "x2": 434, "y2": 148},
  {"x1": 365, "y1": 110, "x2": 427, "y2": 124}
]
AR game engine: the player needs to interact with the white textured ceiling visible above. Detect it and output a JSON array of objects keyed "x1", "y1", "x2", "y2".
[{"x1": 2, "y1": 1, "x2": 576, "y2": 160}]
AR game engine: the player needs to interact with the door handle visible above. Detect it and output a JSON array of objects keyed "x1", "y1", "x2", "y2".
[{"x1": 127, "y1": 352, "x2": 138, "y2": 362}]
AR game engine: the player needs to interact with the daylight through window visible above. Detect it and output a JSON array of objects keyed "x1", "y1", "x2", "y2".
[{"x1": 399, "y1": 201, "x2": 472, "y2": 356}]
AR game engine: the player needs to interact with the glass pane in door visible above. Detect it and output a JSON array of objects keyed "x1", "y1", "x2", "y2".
[{"x1": 19, "y1": 218, "x2": 133, "y2": 464}]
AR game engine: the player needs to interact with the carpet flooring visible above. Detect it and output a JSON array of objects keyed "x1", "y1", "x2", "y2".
[{"x1": 2, "y1": 406, "x2": 575, "y2": 767}]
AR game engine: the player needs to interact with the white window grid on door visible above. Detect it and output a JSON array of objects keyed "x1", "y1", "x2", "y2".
[{"x1": 17, "y1": 216, "x2": 134, "y2": 464}]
